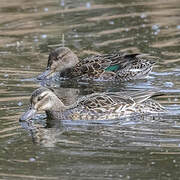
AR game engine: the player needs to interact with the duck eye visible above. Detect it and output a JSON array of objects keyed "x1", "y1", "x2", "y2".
[
  {"x1": 37, "y1": 94, "x2": 47, "y2": 102},
  {"x1": 57, "y1": 51, "x2": 69, "y2": 60},
  {"x1": 37, "y1": 96, "x2": 43, "y2": 101}
]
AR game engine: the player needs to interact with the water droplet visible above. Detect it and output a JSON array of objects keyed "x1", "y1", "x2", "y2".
[
  {"x1": 74, "y1": 34, "x2": 79, "y2": 38},
  {"x1": 141, "y1": 24, "x2": 145, "y2": 28},
  {"x1": 41, "y1": 34, "x2": 47, "y2": 39},
  {"x1": 86, "y1": 2, "x2": 91, "y2": 8},
  {"x1": 154, "y1": 31, "x2": 158, "y2": 35},
  {"x1": 152, "y1": 24, "x2": 159, "y2": 30},
  {"x1": 174, "y1": 98, "x2": 178, "y2": 102},
  {"x1": 16, "y1": 41, "x2": 20, "y2": 47},
  {"x1": 17, "y1": 102, "x2": 23, "y2": 106},
  {"x1": 26, "y1": 66, "x2": 30, "y2": 70},
  {"x1": 44, "y1": 8, "x2": 48, "y2": 12},
  {"x1": 29, "y1": 157, "x2": 36, "y2": 162},
  {"x1": 176, "y1": 25, "x2": 180, "y2": 29},
  {"x1": 140, "y1": 13, "x2": 147, "y2": 18},
  {"x1": 164, "y1": 82, "x2": 174, "y2": 87},
  {"x1": 60, "y1": 0, "x2": 65, "y2": 6},
  {"x1": 109, "y1": 21, "x2": 114, "y2": 25}
]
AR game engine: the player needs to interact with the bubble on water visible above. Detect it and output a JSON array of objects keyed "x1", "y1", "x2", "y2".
[
  {"x1": 164, "y1": 82, "x2": 174, "y2": 87},
  {"x1": 141, "y1": 24, "x2": 145, "y2": 28},
  {"x1": 152, "y1": 24, "x2": 160, "y2": 35},
  {"x1": 109, "y1": 21, "x2": 114, "y2": 25},
  {"x1": 44, "y1": 8, "x2": 48, "y2": 12},
  {"x1": 29, "y1": 157, "x2": 36, "y2": 162},
  {"x1": 26, "y1": 66, "x2": 30, "y2": 70},
  {"x1": 74, "y1": 34, "x2": 79, "y2": 38},
  {"x1": 86, "y1": 2, "x2": 91, "y2": 8},
  {"x1": 4, "y1": 74, "x2": 9, "y2": 78},
  {"x1": 176, "y1": 25, "x2": 180, "y2": 29},
  {"x1": 17, "y1": 102, "x2": 23, "y2": 106},
  {"x1": 140, "y1": 13, "x2": 147, "y2": 18},
  {"x1": 41, "y1": 34, "x2": 47, "y2": 39},
  {"x1": 16, "y1": 41, "x2": 21, "y2": 47},
  {"x1": 125, "y1": 28, "x2": 129, "y2": 32},
  {"x1": 60, "y1": 0, "x2": 65, "y2": 6},
  {"x1": 173, "y1": 159, "x2": 176, "y2": 163},
  {"x1": 174, "y1": 98, "x2": 178, "y2": 102},
  {"x1": 154, "y1": 31, "x2": 158, "y2": 35},
  {"x1": 152, "y1": 24, "x2": 159, "y2": 30}
]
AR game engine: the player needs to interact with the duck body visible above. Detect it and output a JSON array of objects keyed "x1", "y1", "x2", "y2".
[
  {"x1": 37, "y1": 47, "x2": 156, "y2": 81},
  {"x1": 62, "y1": 53, "x2": 155, "y2": 81},
  {"x1": 20, "y1": 87, "x2": 165, "y2": 121}
]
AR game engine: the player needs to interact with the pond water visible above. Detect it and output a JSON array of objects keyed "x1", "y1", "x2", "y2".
[{"x1": 0, "y1": 0, "x2": 180, "y2": 179}]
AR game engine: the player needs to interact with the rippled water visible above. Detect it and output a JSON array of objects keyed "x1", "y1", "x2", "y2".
[{"x1": 0, "y1": 0, "x2": 180, "y2": 179}]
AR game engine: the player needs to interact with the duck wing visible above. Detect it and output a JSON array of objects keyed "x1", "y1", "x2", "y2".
[
  {"x1": 74, "y1": 92, "x2": 135, "y2": 111},
  {"x1": 75, "y1": 90, "x2": 160, "y2": 109},
  {"x1": 72, "y1": 53, "x2": 157, "y2": 78},
  {"x1": 120, "y1": 90, "x2": 158, "y2": 103},
  {"x1": 104, "y1": 53, "x2": 157, "y2": 72}
]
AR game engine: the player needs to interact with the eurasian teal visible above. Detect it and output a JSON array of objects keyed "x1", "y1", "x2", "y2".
[
  {"x1": 20, "y1": 87, "x2": 165, "y2": 121},
  {"x1": 37, "y1": 47, "x2": 157, "y2": 81}
]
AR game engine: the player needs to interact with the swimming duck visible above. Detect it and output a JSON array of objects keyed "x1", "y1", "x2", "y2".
[
  {"x1": 37, "y1": 47, "x2": 157, "y2": 81},
  {"x1": 19, "y1": 87, "x2": 165, "y2": 121}
]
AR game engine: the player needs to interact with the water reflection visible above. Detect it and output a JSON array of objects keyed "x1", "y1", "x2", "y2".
[
  {"x1": 0, "y1": 0, "x2": 180, "y2": 179},
  {"x1": 19, "y1": 112, "x2": 180, "y2": 150}
]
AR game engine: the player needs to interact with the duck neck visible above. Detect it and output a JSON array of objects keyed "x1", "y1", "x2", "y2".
[
  {"x1": 60, "y1": 53, "x2": 79, "y2": 77},
  {"x1": 71, "y1": 53, "x2": 79, "y2": 67},
  {"x1": 45, "y1": 95, "x2": 68, "y2": 120}
]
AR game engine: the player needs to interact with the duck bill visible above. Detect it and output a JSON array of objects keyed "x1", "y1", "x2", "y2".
[
  {"x1": 19, "y1": 108, "x2": 37, "y2": 121},
  {"x1": 37, "y1": 69, "x2": 55, "y2": 80}
]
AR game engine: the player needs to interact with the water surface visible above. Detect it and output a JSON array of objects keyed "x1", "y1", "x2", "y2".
[{"x1": 0, "y1": 0, "x2": 180, "y2": 179}]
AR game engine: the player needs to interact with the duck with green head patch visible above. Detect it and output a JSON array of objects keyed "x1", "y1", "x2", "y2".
[
  {"x1": 20, "y1": 87, "x2": 166, "y2": 121},
  {"x1": 37, "y1": 47, "x2": 157, "y2": 81}
]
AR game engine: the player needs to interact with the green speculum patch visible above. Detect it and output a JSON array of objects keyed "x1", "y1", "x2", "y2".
[{"x1": 105, "y1": 65, "x2": 119, "y2": 72}]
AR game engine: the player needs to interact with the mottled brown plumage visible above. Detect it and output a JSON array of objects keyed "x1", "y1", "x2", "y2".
[
  {"x1": 20, "y1": 87, "x2": 165, "y2": 121},
  {"x1": 37, "y1": 47, "x2": 157, "y2": 81}
]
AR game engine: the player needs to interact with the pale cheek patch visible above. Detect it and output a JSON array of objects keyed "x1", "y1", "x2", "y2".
[
  {"x1": 39, "y1": 101, "x2": 52, "y2": 111},
  {"x1": 51, "y1": 62, "x2": 58, "y2": 70}
]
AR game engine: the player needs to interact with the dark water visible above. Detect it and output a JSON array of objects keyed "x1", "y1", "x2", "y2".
[{"x1": 0, "y1": 0, "x2": 180, "y2": 179}]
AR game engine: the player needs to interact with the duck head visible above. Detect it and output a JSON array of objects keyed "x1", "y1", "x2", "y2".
[
  {"x1": 19, "y1": 87, "x2": 65, "y2": 121},
  {"x1": 37, "y1": 47, "x2": 79, "y2": 80}
]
